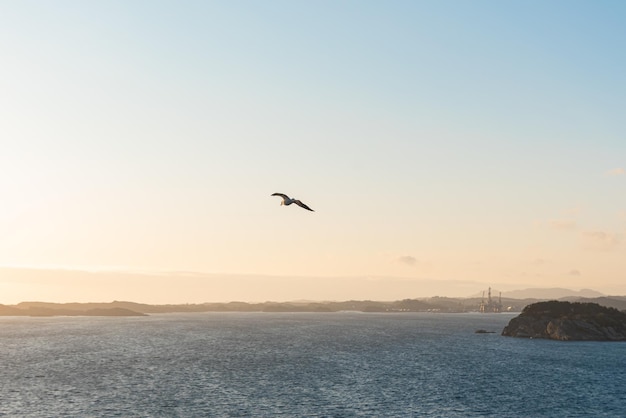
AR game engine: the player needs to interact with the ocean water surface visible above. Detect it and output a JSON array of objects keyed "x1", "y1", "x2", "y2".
[{"x1": 1, "y1": 312, "x2": 624, "y2": 417}]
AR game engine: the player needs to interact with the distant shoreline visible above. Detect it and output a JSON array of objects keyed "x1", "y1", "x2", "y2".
[{"x1": 2, "y1": 295, "x2": 625, "y2": 317}]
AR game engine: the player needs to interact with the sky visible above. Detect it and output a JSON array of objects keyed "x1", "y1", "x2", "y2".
[{"x1": 1, "y1": 1, "x2": 625, "y2": 303}]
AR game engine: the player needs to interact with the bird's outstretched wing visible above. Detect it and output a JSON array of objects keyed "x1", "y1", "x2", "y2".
[
  {"x1": 271, "y1": 193, "x2": 289, "y2": 200},
  {"x1": 294, "y1": 200, "x2": 314, "y2": 211}
]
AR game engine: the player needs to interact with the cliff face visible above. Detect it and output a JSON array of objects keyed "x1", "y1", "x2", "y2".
[{"x1": 502, "y1": 301, "x2": 626, "y2": 341}]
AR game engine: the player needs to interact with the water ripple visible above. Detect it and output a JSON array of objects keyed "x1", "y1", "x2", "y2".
[{"x1": 1, "y1": 313, "x2": 624, "y2": 417}]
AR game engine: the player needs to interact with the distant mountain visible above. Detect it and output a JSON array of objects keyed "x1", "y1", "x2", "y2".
[
  {"x1": 566, "y1": 297, "x2": 626, "y2": 311},
  {"x1": 501, "y1": 288, "x2": 604, "y2": 300}
]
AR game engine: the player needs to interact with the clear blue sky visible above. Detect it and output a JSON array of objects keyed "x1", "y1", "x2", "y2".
[{"x1": 1, "y1": 1, "x2": 625, "y2": 302}]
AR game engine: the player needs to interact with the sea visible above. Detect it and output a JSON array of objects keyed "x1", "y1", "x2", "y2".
[{"x1": 1, "y1": 312, "x2": 625, "y2": 417}]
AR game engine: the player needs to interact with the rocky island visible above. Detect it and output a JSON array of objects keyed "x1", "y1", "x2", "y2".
[{"x1": 502, "y1": 301, "x2": 626, "y2": 341}]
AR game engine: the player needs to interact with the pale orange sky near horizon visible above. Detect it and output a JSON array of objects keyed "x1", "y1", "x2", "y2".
[{"x1": 1, "y1": 1, "x2": 625, "y2": 303}]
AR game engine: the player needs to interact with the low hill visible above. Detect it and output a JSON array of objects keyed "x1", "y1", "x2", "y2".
[
  {"x1": 0, "y1": 304, "x2": 24, "y2": 315},
  {"x1": 4, "y1": 295, "x2": 626, "y2": 316},
  {"x1": 1, "y1": 303, "x2": 146, "y2": 317},
  {"x1": 502, "y1": 301, "x2": 626, "y2": 341}
]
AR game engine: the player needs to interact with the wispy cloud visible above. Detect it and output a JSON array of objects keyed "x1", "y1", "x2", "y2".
[
  {"x1": 582, "y1": 231, "x2": 621, "y2": 251},
  {"x1": 396, "y1": 255, "x2": 417, "y2": 266},
  {"x1": 568, "y1": 269, "x2": 581, "y2": 276},
  {"x1": 549, "y1": 220, "x2": 577, "y2": 230},
  {"x1": 607, "y1": 168, "x2": 625, "y2": 176}
]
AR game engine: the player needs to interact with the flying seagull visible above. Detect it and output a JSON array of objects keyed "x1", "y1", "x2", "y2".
[{"x1": 271, "y1": 193, "x2": 314, "y2": 211}]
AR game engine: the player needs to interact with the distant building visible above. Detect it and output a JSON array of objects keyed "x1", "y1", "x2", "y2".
[{"x1": 479, "y1": 287, "x2": 502, "y2": 313}]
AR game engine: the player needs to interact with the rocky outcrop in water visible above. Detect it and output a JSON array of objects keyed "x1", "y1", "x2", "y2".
[{"x1": 502, "y1": 301, "x2": 626, "y2": 341}]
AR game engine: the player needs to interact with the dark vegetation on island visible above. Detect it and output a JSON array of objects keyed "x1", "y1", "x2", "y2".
[
  {"x1": 502, "y1": 301, "x2": 626, "y2": 341},
  {"x1": 2, "y1": 296, "x2": 626, "y2": 317}
]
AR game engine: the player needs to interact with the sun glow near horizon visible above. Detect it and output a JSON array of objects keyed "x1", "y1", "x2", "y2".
[{"x1": 1, "y1": 1, "x2": 625, "y2": 303}]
